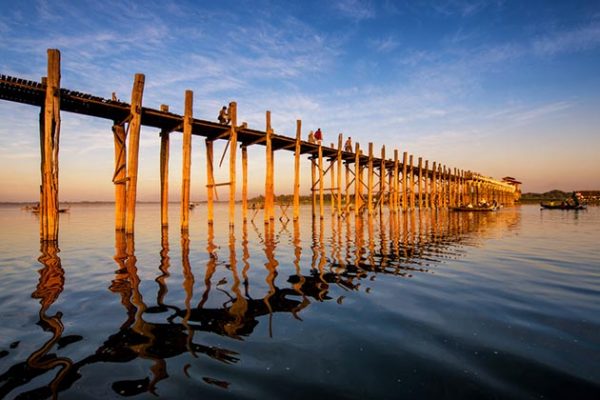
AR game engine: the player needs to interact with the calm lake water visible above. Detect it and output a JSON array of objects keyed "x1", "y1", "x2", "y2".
[{"x1": 0, "y1": 203, "x2": 598, "y2": 399}]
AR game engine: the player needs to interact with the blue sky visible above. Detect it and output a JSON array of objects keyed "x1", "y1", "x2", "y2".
[{"x1": 1, "y1": 0, "x2": 599, "y2": 201}]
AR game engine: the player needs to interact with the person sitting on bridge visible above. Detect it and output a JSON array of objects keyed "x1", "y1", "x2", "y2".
[
  {"x1": 308, "y1": 130, "x2": 315, "y2": 143},
  {"x1": 218, "y1": 106, "x2": 230, "y2": 124},
  {"x1": 344, "y1": 136, "x2": 353, "y2": 152}
]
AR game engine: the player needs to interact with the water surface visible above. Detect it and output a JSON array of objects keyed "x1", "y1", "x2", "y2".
[{"x1": 0, "y1": 204, "x2": 598, "y2": 399}]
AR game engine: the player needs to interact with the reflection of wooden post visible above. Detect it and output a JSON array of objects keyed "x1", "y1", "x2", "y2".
[
  {"x1": 113, "y1": 124, "x2": 126, "y2": 231},
  {"x1": 393, "y1": 150, "x2": 399, "y2": 212},
  {"x1": 367, "y1": 143, "x2": 374, "y2": 215},
  {"x1": 206, "y1": 140, "x2": 214, "y2": 224},
  {"x1": 417, "y1": 157, "x2": 423, "y2": 209},
  {"x1": 402, "y1": 152, "x2": 408, "y2": 211},
  {"x1": 336, "y1": 134, "x2": 343, "y2": 216},
  {"x1": 355, "y1": 143, "x2": 361, "y2": 214},
  {"x1": 242, "y1": 145, "x2": 248, "y2": 221},
  {"x1": 159, "y1": 105, "x2": 170, "y2": 228},
  {"x1": 228, "y1": 102, "x2": 237, "y2": 227},
  {"x1": 293, "y1": 120, "x2": 301, "y2": 221},
  {"x1": 409, "y1": 155, "x2": 415, "y2": 210},
  {"x1": 432, "y1": 161, "x2": 437, "y2": 208},
  {"x1": 424, "y1": 160, "x2": 429, "y2": 209},
  {"x1": 318, "y1": 143, "x2": 324, "y2": 219},
  {"x1": 265, "y1": 111, "x2": 274, "y2": 223},
  {"x1": 181, "y1": 90, "x2": 193, "y2": 232},
  {"x1": 125, "y1": 73, "x2": 145, "y2": 235}
]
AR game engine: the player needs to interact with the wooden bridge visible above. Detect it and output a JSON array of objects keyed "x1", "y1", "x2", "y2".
[{"x1": 0, "y1": 49, "x2": 520, "y2": 241}]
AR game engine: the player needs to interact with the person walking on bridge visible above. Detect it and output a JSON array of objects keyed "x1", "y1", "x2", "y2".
[
  {"x1": 314, "y1": 128, "x2": 323, "y2": 144},
  {"x1": 344, "y1": 136, "x2": 353, "y2": 152}
]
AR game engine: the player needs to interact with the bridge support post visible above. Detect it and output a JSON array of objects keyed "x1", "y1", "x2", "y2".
[
  {"x1": 311, "y1": 156, "x2": 317, "y2": 218},
  {"x1": 318, "y1": 143, "x2": 324, "y2": 219},
  {"x1": 345, "y1": 160, "x2": 350, "y2": 214},
  {"x1": 417, "y1": 157, "x2": 423, "y2": 209},
  {"x1": 159, "y1": 105, "x2": 170, "y2": 228},
  {"x1": 393, "y1": 150, "x2": 399, "y2": 212},
  {"x1": 330, "y1": 144, "x2": 335, "y2": 214},
  {"x1": 380, "y1": 145, "x2": 386, "y2": 213},
  {"x1": 242, "y1": 145, "x2": 248, "y2": 222},
  {"x1": 293, "y1": 121, "x2": 301, "y2": 221},
  {"x1": 367, "y1": 143, "x2": 374, "y2": 215},
  {"x1": 125, "y1": 73, "x2": 145, "y2": 235},
  {"x1": 265, "y1": 111, "x2": 274, "y2": 224},
  {"x1": 402, "y1": 151, "x2": 408, "y2": 211},
  {"x1": 181, "y1": 90, "x2": 193, "y2": 232},
  {"x1": 355, "y1": 143, "x2": 361, "y2": 215},
  {"x1": 40, "y1": 49, "x2": 61, "y2": 242},
  {"x1": 432, "y1": 162, "x2": 437, "y2": 208},
  {"x1": 228, "y1": 101, "x2": 237, "y2": 227},
  {"x1": 112, "y1": 123, "x2": 127, "y2": 231},
  {"x1": 424, "y1": 160, "x2": 430, "y2": 208},
  {"x1": 205, "y1": 139, "x2": 214, "y2": 224},
  {"x1": 409, "y1": 155, "x2": 415, "y2": 210},
  {"x1": 337, "y1": 134, "x2": 343, "y2": 216}
]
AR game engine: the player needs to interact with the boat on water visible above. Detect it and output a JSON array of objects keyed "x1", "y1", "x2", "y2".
[
  {"x1": 540, "y1": 202, "x2": 586, "y2": 210},
  {"x1": 452, "y1": 205, "x2": 498, "y2": 212},
  {"x1": 27, "y1": 204, "x2": 70, "y2": 213},
  {"x1": 540, "y1": 192, "x2": 586, "y2": 210},
  {"x1": 452, "y1": 201, "x2": 499, "y2": 212}
]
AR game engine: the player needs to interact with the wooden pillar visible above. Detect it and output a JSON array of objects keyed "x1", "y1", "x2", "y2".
[
  {"x1": 432, "y1": 161, "x2": 437, "y2": 208},
  {"x1": 125, "y1": 73, "x2": 145, "y2": 235},
  {"x1": 409, "y1": 155, "x2": 415, "y2": 210},
  {"x1": 229, "y1": 101, "x2": 237, "y2": 227},
  {"x1": 293, "y1": 120, "x2": 301, "y2": 221},
  {"x1": 265, "y1": 111, "x2": 274, "y2": 223},
  {"x1": 380, "y1": 145, "x2": 386, "y2": 211},
  {"x1": 112, "y1": 124, "x2": 126, "y2": 231},
  {"x1": 336, "y1": 134, "x2": 343, "y2": 216},
  {"x1": 393, "y1": 150, "x2": 399, "y2": 212},
  {"x1": 424, "y1": 160, "x2": 429, "y2": 209},
  {"x1": 345, "y1": 161, "x2": 350, "y2": 214},
  {"x1": 242, "y1": 145, "x2": 248, "y2": 221},
  {"x1": 40, "y1": 49, "x2": 61, "y2": 242},
  {"x1": 311, "y1": 156, "x2": 317, "y2": 217},
  {"x1": 318, "y1": 143, "x2": 324, "y2": 219},
  {"x1": 181, "y1": 90, "x2": 193, "y2": 232},
  {"x1": 367, "y1": 143, "x2": 374, "y2": 215},
  {"x1": 417, "y1": 157, "x2": 423, "y2": 209},
  {"x1": 402, "y1": 151, "x2": 408, "y2": 211},
  {"x1": 206, "y1": 139, "x2": 214, "y2": 224},
  {"x1": 330, "y1": 143, "x2": 335, "y2": 214},
  {"x1": 159, "y1": 105, "x2": 170, "y2": 228},
  {"x1": 355, "y1": 143, "x2": 361, "y2": 214}
]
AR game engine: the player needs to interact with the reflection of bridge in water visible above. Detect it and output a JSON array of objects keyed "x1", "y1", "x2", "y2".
[{"x1": 0, "y1": 209, "x2": 520, "y2": 398}]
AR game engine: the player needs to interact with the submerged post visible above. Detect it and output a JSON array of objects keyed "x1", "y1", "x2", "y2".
[
  {"x1": 393, "y1": 150, "x2": 399, "y2": 212},
  {"x1": 424, "y1": 160, "x2": 429, "y2": 209},
  {"x1": 181, "y1": 90, "x2": 193, "y2": 232},
  {"x1": 409, "y1": 154, "x2": 415, "y2": 210},
  {"x1": 125, "y1": 73, "x2": 145, "y2": 235},
  {"x1": 417, "y1": 157, "x2": 423, "y2": 209},
  {"x1": 40, "y1": 49, "x2": 61, "y2": 242}
]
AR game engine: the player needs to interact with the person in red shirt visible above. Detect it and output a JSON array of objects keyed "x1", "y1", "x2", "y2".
[{"x1": 314, "y1": 128, "x2": 323, "y2": 144}]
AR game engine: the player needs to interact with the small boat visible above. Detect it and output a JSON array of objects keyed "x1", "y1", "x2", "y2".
[
  {"x1": 30, "y1": 205, "x2": 70, "y2": 213},
  {"x1": 452, "y1": 205, "x2": 497, "y2": 212},
  {"x1": 540, "y1": 202, "x2": 586, "y2": 210}
]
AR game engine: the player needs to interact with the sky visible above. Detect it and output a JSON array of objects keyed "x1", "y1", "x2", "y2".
[{"x1": 1, "y1": 0, "x2": 599, "y2": 202}]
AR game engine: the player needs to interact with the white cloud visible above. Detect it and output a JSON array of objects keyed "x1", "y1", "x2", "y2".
[
  {"x1": 333, "y1": 0, "x2": 376, "y2": 21},
  {"x1": 533, "y1": 21, "x2": 600, "y2": 56}
]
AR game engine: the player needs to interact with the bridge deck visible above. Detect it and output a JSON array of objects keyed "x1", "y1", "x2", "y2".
[{"x1": 1, "y1": 74, "x2": 431, "y2": 176}]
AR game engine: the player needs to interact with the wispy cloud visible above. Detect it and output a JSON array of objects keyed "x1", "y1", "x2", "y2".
[
  {"x1": 533, "y1": 21, "x2": 600, "y2": 56},
  {"x1": 333, "y1": 0, "x2": 376, "y2": 21},
  {"x1": 371, "y1": 36, "x2": 399, "y2": 53}
]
